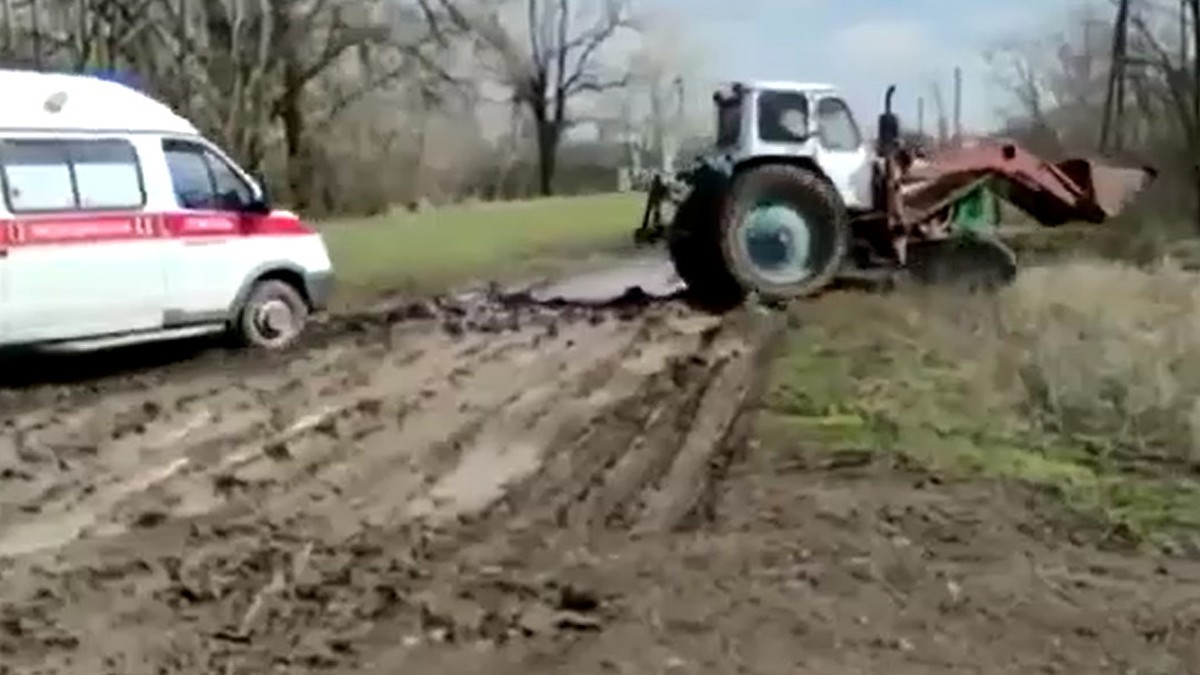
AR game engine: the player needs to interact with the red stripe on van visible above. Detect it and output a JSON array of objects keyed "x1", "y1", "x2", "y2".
[
  {"x1": 3, "y1": 213, "x2": 155, "y2": 245},
  {"x1": 0, "y1": 210, "x2": 313, "y2": 246},
  {"x1": 242, "y1": 212, "x2": 314, "y2": 236}
]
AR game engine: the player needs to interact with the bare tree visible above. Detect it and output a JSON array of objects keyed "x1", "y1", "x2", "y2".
[
  {"x1": 0, "y1": 0, "x2": 470, "y2": 213},
  {"x1": 1120, "y1": 0, "x2": 1200, "y2": 226},
  {"x1": 436, "y1": 0, "x2": 636, "y2": 195},
  {"x1": 990, "y1": 0, "x2": 1200, "y2": 230},
  {"x1": 0, "y1": 0, "x2": 650, "y2": 212}
]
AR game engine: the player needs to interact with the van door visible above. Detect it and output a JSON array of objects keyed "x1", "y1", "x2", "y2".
[
  {"x1": 813, "y1": 95, "x2": 873, "y2": 211},
  {"x1": 0, "y1": 137, "x2": 167, "y2": 343},
  {"x1": 160, "y1": 138, "x2": 259, "y2": 326}
]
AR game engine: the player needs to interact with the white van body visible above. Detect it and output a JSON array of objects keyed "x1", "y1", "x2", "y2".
[{"x1": 0, "y1": 69, "x2": 334, "y2": 353}]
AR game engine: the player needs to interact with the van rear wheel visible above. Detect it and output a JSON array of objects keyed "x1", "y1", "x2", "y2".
[{"x1": 235, "y1": 279, "x2": 309, "y2": 350}]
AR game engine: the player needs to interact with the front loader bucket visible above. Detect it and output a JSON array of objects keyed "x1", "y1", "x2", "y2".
[
  {"x1": 902, "y1": 141, "x2": 1156, "y2": 227},
  {"x1": 1054, "y1": 159, "x2": 1156, "y2": 220}
]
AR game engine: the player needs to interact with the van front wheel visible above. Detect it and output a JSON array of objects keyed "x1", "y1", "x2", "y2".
[{"x1": 235, "y1": 279, "x2": 309, "y2": 350}]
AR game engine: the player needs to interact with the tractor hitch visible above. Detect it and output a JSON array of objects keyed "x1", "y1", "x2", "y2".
[{"x1": 634, "y1": 155, "x2": 735, "y2": 247}]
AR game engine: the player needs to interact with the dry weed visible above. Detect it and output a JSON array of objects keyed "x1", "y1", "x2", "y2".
[
  {"x1": 927, "y1": 259, "x2": 1200, "y2": 464},
  {"x1": 766, "y1": 259, "x2": 1200, "y2": 535}
]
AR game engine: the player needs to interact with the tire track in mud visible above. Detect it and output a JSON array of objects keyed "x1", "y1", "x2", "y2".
[
  {"x1": 0, "y1": 290, "x2": 518, "y2": 419},
  {"x1": 0, "y1": 286, "x2": 783, "y2": 675},
  {"x1": 0, "y1": 289, "x2": 639, "y2": 544},
  {"x1": 344, "y1": 309, "x2": 783, "y2": 674}
]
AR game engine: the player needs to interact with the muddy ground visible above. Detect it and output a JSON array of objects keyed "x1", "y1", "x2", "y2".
[{"x1": 0, "y1": 262, "x2": 1198, "y2": 674}]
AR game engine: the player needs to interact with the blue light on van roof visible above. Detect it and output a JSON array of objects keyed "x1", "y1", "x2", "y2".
[{"x1": 82, "y1": 68, "x2": 144, "y2": 91}]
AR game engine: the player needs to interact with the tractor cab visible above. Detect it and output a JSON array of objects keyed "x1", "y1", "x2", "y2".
[{"x1": 712, "y1": 81, "x2": 874, "y2": 211}]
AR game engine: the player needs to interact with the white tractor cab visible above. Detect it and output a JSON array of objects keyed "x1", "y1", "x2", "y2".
[
  {"x1": 712, "y1": 80, "x2": 875, "y2": 212},
  {"x1": 0, "y1": 69, "x2": 334, "y2": 353}
]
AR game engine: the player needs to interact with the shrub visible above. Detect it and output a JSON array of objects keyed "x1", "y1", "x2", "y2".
[{"x1": 984, "y1": 260, "x2": 1200, "y2": 463}]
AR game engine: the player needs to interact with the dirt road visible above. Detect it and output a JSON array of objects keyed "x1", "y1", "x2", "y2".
[{"x1": 1, "y1": 262, "x2": 1198, "y2": 674}]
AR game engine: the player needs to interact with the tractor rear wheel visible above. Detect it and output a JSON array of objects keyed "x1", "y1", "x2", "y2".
[
  {"x1": 717, "y1": 164, "x2": 850, "y2": 303},
  {"x1": 667, "y1": 186, "x2": 745, "y2": 310}
]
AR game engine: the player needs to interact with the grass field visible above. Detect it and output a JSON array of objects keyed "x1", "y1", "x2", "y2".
[
  {"x1": 320, "y1": 193, "x2": 643, "y2": 301},
  {"x1": 760, "y1": 260, "x2": 1200, "y2": 547}
]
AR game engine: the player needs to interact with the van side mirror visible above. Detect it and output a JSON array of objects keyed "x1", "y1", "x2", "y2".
[{"x1": 247, "y1": 171, "x2": 273, "y2": 214}]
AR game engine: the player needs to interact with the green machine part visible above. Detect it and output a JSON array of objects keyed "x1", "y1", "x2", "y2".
[{"x1": 948, "y1": 181, "x2": 1001, "y2": 237}]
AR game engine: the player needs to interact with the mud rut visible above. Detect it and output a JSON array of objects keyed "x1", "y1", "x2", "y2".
[
  {"x1": 2, "y1": 284, "x2": 1199, "y2": 675},
  {"x1": 0, "y1": 287, "x2": 782, "y2": 674}
]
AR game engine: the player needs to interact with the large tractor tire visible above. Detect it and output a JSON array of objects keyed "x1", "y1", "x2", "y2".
[
  {"x1": 721, "y1": 164, "x2": 849, "y2": 303},
  {"x1": 667, "y1": 185, "x2": 745, "y2": 311},
  {"x1": 668, "y1": 163, "x2": 850, "y2": 309}
]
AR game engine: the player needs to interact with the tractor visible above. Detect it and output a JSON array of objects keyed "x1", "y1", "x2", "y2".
[{"x1": 634, "y1": 81, "x2": 1155, "y2": 307}]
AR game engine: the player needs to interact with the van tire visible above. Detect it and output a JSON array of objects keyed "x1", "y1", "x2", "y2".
[{"x1": 234, "y1": 279, "x2": 309, "y2": 350}]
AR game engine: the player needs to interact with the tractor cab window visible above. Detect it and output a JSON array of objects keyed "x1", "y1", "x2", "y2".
[
  {"x1": 757, "y1": 91, "x2": 810, "y2": 143},
  {"x1": 816, "y1": 97, "x2": 862, "y2": 151}
]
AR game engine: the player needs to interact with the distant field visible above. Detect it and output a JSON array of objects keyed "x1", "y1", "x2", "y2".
[{"x1": 320, "y1": 193, "x2": 643, "y2": 300}]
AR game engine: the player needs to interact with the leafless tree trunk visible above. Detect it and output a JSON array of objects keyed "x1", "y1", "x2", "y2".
[{"x1": 438, "y1": 0, "x2": 634, "y2": 195}]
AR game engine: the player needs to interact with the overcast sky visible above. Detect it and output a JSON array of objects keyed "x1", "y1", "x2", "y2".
[{"x1": 643, "y1": 0, "x2": 1101, "y2": 133}]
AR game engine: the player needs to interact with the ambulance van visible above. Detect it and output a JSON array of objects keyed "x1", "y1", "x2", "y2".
[{"x1": 0, "y1": 69, "x2": 335, "y2": 353}]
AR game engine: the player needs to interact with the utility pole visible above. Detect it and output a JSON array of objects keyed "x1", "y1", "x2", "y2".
[
  {"x1": 953, "y1": 66, "x2": 963, "y2": 144},
  {"x1": 932, "y1": 80, "x2": 948, "y2": 148},
  {"x1": 1100, "y1": 0, "x2": 1131, "y2": 153},
  {"x1": 663, "y1": 76, "x2": 683, "y2": 174},
  {"x1": 917, "y1": 96, "x2": 925, "y2": 137}
]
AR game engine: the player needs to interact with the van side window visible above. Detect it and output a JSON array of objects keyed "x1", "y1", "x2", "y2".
[
  {"x1": 73, "y1": 140, "x2": 145, "y2": 209},
  {"x1": 163, "y1": 140, "x2": 254, "y2": 211},
  {"x1": 0, "y1": 139, "x2": 144, "y2": 213}
]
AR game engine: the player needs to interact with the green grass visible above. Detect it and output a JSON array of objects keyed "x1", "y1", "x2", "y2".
[
  {"x1": 319, "y1": 193, "x2": 643, "y2": 301},
  {"x1": 759, "y1": 280, "x2": 1200, "y2": 546}
]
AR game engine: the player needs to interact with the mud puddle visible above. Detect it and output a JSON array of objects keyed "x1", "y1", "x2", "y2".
[
  {"x1": 0, "y1": 255, "x2": 686, "y2": 415},
  {"x1": 525, "y1": 255, "x2": 684, "y2": 305}
]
